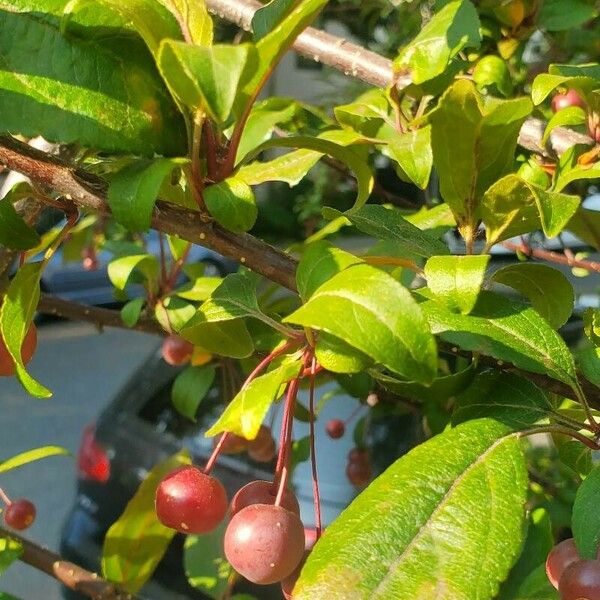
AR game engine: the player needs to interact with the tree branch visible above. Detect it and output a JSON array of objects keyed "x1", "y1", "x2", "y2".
[
  {"x1": 0, "y1": 135, "x2": 298, "y2": 292},
  {"x1": 0, "y1": 527, "x2": 138, "y2": 600},
  {"x1": 502, "y1": 240, "x2": 600, "y2": 273},
  {"x1": 205, "y1": 0, "x2": 594, "y2": 157}
]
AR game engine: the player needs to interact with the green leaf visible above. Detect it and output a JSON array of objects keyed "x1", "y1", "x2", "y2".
[
  {"x1": 295, "y1": 418, "x2": 527, "y2": 600},
  {"x1": 107, "y1": 254, "x2": 159, "y2": 292},
  {"x1": 500, "y1": 508, "x2": 554, "y2": 600},
  {"x1": 394, "y1": 0, "x2": 481, "y2": 84},
  {"x1": 567, "y1": 207, "x2": 600, "y2": 250},
  {"x1": 572, "y1": 464, "x2": 600, "y2": 559},
  {"x1": 480, "y1": 174, "x2": 580, "y2": 247},
  {"x1": 491, "y1": 264, "x2": 574, "y2": 329},
  {"x1": 509, "y1": 563, "x2": 559, "y2": 599},
  {"x1": 557, "y1": 439, "x2": 592, "y2": 479},
  {"x1": 334, "y1": 89, "x2": 393, "y2": 138},
  {"x1": 473, "y1": 55, "x2": 513, "y2": 97},
  {"x1": 184, "y1": 521, "x2": 232, "y2": 598},
  {"x1": 0, "y1": 197, "x2": 40, "y2": 251},
  {"x1": 0, "y1": 446, "x2": 70, "y2": 474},
  {"x1": 430, "y1": 80, "x2": 532, "y2": 226},
  {"x1": 425, "y1": 255, "x2": 489, "y2": 315},
  {"x1": 203, "y1": 177, "x2": 257, "y2": 233},
  {"x1": 172, "y1": 365, "x2": 216, "y2": 421},
  {"x1": 285, "y1": 264, "x2": 437, "y2": 383},
  {"x1": 452, "y1": 371, "x2": 552, "y2": 430},
  {"x1": 420, "y1": 291, "x2": 578, "y2": 389},
  {"x1": 205, "y1": 356, "x2": 301, "y2": 439},
  {"x1": 121, "y1": 298, "x2": 145, "y2": 328},
  {"x1": 0, "y1": 6, "x2": 185, "y2": 155},
  {"x1": 0, "y1": 538, "x2": 22, "y2": 577},
  {"x1": 315, "y1": 332, "x2": 373, "y2": 374},
  {"x1": 531, "y1": 65, "x2": 600, "y2": 105},
  {"x1": 296, "y1": 241, "x2": 362, "y2": 301},
  {"x1": 157, "y1": 0, "x2": 213, "y2": 46},
  {"x1": 155, "y1": 296, "x2": 196, "y2": 332},
  {"x1": 158, "y1": 41, "x2": 253, "y2": 122},
  {"x1": 538, "y1": 0, "x2": 597, "y2": 31},
  {"x1": 0, "y1": 262, "x2": 50, "y2": 397},
  {"x1": 175, "y1": 276, "x2": 222, "y2": 301},
  {"x1": 239, "y1": 134, "x2": 373, "y2": 210},
  {"x1": 180, "y1": 318, "x2": 254, "y2": 359},
  {"x1": 333, "y1": 204, "x2": 449, "y2": 258},
  {"x1": 108, "y1": 158, "x2": 185, "y2": 232},
  {"x1": 388, "y1": 126, "x2": 433, "y2": 189},
  {"x1": 542, "y1": 106, "x2": 587, "y2": 145},
  {"x1": 252, "y1": 0, "x2": 297, "y2": 41},
  {"x1": 102, "y1": 450, "x2": 191, "y2": 593}
]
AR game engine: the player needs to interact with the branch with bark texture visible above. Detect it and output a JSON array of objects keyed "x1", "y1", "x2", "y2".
[
  {"x1": 205, "y1": 0, "x2": 594, "y2": 157},
  {"x1": 0, "y1": 527, "x2": 138, "y2": 600}
]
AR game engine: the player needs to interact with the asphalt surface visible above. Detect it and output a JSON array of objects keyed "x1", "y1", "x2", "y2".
[{"x1": 0, "y1": 322, "x2": 157, "y2": 600}]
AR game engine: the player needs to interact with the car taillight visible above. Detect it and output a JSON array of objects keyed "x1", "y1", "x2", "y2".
[{"x1": 77, "y1": 424, "x2": 110, "y2": 483}]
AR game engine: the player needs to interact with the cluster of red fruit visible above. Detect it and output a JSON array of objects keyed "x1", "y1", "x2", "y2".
[
  {"x1": 155, "y1": 466, "x2": 306, "y2": 596},
  {"x1": 546, "y1": 538, "x2": 600, "y2": 599},
  {"x1": 0, "y1": 324, "x2": 37, "y2": 377}
]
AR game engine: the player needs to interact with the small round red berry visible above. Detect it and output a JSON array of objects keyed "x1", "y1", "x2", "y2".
[
  {"x1": 546, "y1": 538, "x2": 579, "y2": 589},
  {"x1": 326, "y1": 419, "x2": 345, "y2": 439},
  {"x1": 155, "y1": 466, "x2": 227, "y2": 534},
  {"x1": 552, "y1": 89, "x2": 586, "y2": 113},
  {"x1": 558, "y1": 559, "x2": 600, "y2": 600},
  {"x1": 161, "y1": 335, "x2": 193, "y2": 366},
  {"x1": 224, "y1": 504, "x2": 305, "y2": 585},
  {"x1": 230, "y1": 480, "x2": 300, "y2": 516},
  {"x1": 0, "y1": 325, "x2": 37, "y2": 377},
  {"x1": 348, "y1": 447, "x2": 369, "y2": 464},
  {"x1": 4, "y1": 499, "x2": 36, "y2": 530}
]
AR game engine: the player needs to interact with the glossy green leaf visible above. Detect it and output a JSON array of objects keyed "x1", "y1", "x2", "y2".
[
  {"x1": 334, "y1": 89, "x2": 392, "y2": 138},
  {"x1": 0, "y1": 538, "x2": 22, "y2": 577},
  {"x1": 480, "y1": 174, "x2": 580, "y2": 247},
  {"x1": 205, "y1": 356, "x2": 301, "y2": 439},
  {"x1": 240, "y1": 134, "x2": 373, "y2": 210},
  {"x1": 334, "y1": 204, "x2": 449, "y2": 258},
  {"x1": 286, "y1": 264, "x2": 437, "y2": 383},
  {"x1": 553, "y1": 144, "x2": 600, "y2": 193},
  {"x1": 155, "y1": 296, "x2": 196, "y2": 333},
  {"x1": 0, "y1": 262, "x2": 50, "y2": 397},
  {"x1": 172, "y1": 365, "x2": 216, "y2": 421},
  {"x1": 0, "y1": 6, "x2": 185, "y2": 155},
  {"x1": 421, "y1": 291, "x2": 578, "y2": 389},
  {"x1": 572, "y1": 464, "x2": 600, "y2": 558},
  {"x1": 538, "y1": 0, "x2": 597, "y2": 31},
  {"x1": 452, "y1": 371, "x2": 552, "y2": 430},
  {"x1": 108, "y1": 158, "x2": 185, "y2": 232},
  {"x1": 531, "y1": 65, "x2": 600, "y2": 105},
  {"x1": 252, "y1": 0, "x2": 297, "y2": 40},
  {"x1": 158, "y1": 41, "x2": 253, "y2": 122},
  {"x1": 567, "y1": 207, "x2": 600, "y2": 250},
  {"x1": 425, "y1": 255, "x2": 489, "y2": 315},
  {"x1": 180, "y1": 318, "x2": 254, "y2": 359},
  {"x1": 296, "y1": 241, "x2": 362, "y2": 301},
  {"x1": 508, "y1": 563, "x2": 559, "y2": 599},
  {"x1": 102, "y1": 451, "x2": 191, "y2": 593},
  {"x1": 542, "y1": 106, "x2": 587, "y2": 144},
  {"x1": 492, "y1": 263, "x2": 574, "y2": 329},
  {"x1": 473, "y1": 55, "x2": 512, "y2": 97},
  {"x1": 315, "y1": 332, "x2": 373, "y2": 374},
  {"x1": 203, "y1": 177, "x2": 257, "y2": 233},
  {"x1": 0, "y1": 446, "x2": 70, "y2": 474},
  {"x1": 500, "y1": 508, "x2": 554, "y2": 600},
  {"x1": 430, "y1": 80, "x2": 532, "y2": 225},
  {"x1": 107, "y1": 254, "x2": 159, "y2": 292},
  {"x1": 388, "y1": 126, "x2": 433, "y2": 189},
  {"x1": 175, "y1": 277, "x2": 222, "y2": 301},
  {"x1": 0, "y1": 197, "x2": 40, "y2": 251},
  {"x1": 121, "y1": 298, "x2": 145, "y2": 328},
  {"x1": 394, "y1": 0, "x2": 481, "y2": 84},
  {"x1": 157, "y1": 0, "x2": 213, "y2": 46},
  {"x1": 184, "y1": 521, "x2": 232, "y2": 598},
  {"x1": 295, "y1": 418, "x2": 527, "y2": 600},
  {"x1": 557, "y1": 439, "x2": 592, "y2": 479}
]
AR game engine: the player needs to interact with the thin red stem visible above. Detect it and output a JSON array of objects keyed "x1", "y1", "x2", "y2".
[
  {"x1": 308, "y1": 354, "x2": 322, "y2": 539},
  {"x1": 343, "y1": 403, "x2": 364, "y2": 428},
  {"x1": 203, "y1": 432, "x2": 231, "y2": 474},
  {"x1": 0, "y1": 487, "x2": 12, "y2": 506},
  {"x1": 204, "y1": 122, "x2": 219, "y2": 182},
  {"x1": 158, "y1": 232, "x2": 168, "y2": 288},
  {"x1": 164, "y1": 242, "x2": 192, "y2": 293}
]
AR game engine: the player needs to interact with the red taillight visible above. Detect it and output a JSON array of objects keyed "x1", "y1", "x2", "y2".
[{"x1": 77, "y1": 424, "x2": 110, "y2": 483}]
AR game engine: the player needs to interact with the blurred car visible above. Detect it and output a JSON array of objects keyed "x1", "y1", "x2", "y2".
[{"x1": 58, "y1": 346, "x2": 420, "y2": 600}]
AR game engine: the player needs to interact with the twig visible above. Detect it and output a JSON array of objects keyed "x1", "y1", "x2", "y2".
[
  {"x1": 502, "y1": 240, "x2": 600, "y2": 273},
  {"x1": 0, "y1": 527, "x2": 139, "y2": 600}
]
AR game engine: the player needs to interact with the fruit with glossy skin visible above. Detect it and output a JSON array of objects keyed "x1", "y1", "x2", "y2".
[
  {"x1": 552, "y1": 89, "x2": 586, "y2": 113},
  {"x1": 155, "y1": 466, "x2": 227, "y2": 534},
  {"x1": 546, "y1": 538, "x2": 580, "y2": 589},
  {"x1": 247, "y1": 426, "x2": 276, "y2": 463},
  {"x1": 4, "y1": 499, "x2": 36, "y2": 530},
  {"x1": 161, "y1": 335, "x2": 194, "y2": 366},
  {"x1": 230, "y1": 480, "x2": 300, "y2": 516},
  {"x1": 558, "y1": 559, "x2": 600, "y2": 600},
  {"x1": 326, "y1": 419, "x2": 345, "y2": 439},
  {"x1": 224, "y1": 503, "x2": 305, "y2": 584},
  {"x1": 0, "y1": 325, "x2": 37, "y2": 377}
]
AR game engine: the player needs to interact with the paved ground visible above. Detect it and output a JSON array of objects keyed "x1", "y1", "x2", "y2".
[{"x1": 0, "y1": 322, "x2": 157, "y2": 600}]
